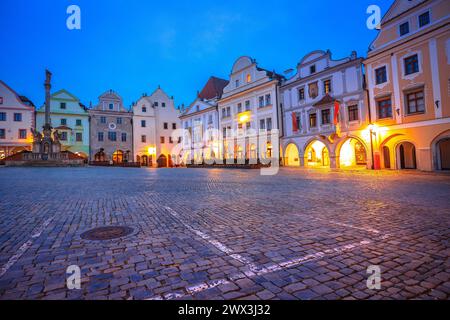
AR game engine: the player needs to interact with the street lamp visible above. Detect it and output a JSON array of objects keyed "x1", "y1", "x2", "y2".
[{"x1": 368, "y1": 124, "x2": 377, "y2": 170}]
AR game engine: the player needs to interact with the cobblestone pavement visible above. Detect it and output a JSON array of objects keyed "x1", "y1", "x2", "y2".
[{"x1": 0, "y1": 167, "x2": 449, "y2": 300}]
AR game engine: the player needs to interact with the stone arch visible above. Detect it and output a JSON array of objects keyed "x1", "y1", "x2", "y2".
[
  {"x1": 335, "y1": 135, "x2": 369, "y2": 169},
  {"x1": 284, "y1": 142, "x2": 301, "y2": 167},
  {"x1": 303, "y1": 137, "x2": 332, "y2": 168},
  {"x1": 431, "y1": 129, "x2": 450, "y2": 170},
  {"x1": 395, "y1": 140, "x2": 417, "y2": 170},
  {"x1": 379, "y1": 133, "x2": 405, "y2": 170}
]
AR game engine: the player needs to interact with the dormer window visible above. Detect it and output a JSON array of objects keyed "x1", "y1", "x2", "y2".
[
  {"x1": 109, "y1": 103, "x2": 114, "y2": 110},
  {"x1": 196, "y1": 105, "x2": 200, "y2": 112},
  {"x1": 60, "y1": 102, "x2": 66, "y2": 109},
  {"x1": 310, "y1": 65, "x2": 316, "y2": 74},
  {"x1": 235, "y1": 79, "x2": 240, "y2": 88},
  {"x1": 142, "y1": 106, "x2": 147, "y2": 112},
  {"x1": 246, "y1": 74, "x2": 251, "y2": 83},
  {"x1": 399, "y1": 22, "x2": 409, "y2": 36},
  {"x1": 418, "y1": 11, "x2": 430, "y2": 28}
]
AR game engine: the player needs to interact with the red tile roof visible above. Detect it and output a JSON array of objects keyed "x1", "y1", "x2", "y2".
[{"x1": 198, "y1": 76, "x2": 228, "y2": 100}]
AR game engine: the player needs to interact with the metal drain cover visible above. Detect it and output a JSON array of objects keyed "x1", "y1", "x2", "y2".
[{"x1": 81, "y1": 226, "x2": 134, "y2": 240}]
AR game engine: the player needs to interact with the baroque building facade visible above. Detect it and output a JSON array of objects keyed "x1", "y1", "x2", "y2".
[
  {"x1": 218, "y1": 56, "x2": 284, "y2": 162},
  {"x1": 0, "y1": 80, "x2": 35, "y2": 160},
  {"x1": 89, "y1": 90, "x2": 133, "y2": 163},
  {"x1": 36, "y1": 89, "x2": 89, "y2": 159},
  {"x1": 179, "y1": 76, "x2": 228, "y2": 164},
  {"x1": 281, "y1": 50, "x2": 368, "y2": 169},
  {"x1": 132, "y1": 87, "x2": 180, "y2": 167},
  {"x1": 364, "y1": 0, "x2": 450, "y2": 171}
]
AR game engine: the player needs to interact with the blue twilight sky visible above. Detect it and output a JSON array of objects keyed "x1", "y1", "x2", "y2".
[{"x1": 0, "y1": 0, "x2": 393, "y2": 109}]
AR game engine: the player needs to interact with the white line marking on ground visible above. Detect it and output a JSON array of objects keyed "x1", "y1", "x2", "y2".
[
  {"x1": 0, "y1": 216, "x2": 54, "y2": 278},
  {"x1": 164, "y1": 206, "x2": 256, "y2": 267},
  {"x1": 146, "y1": 206, "x2": 391, "y2": 300}
]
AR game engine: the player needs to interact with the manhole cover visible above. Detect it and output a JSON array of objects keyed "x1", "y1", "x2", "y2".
[{"x1": 81, "y1": 226, "x2": 134, "y2": 241}]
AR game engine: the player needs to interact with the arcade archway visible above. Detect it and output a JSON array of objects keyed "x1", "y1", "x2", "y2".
[
  {"x1": 305, "y1": 140, "x2": 330, "y2": 167},
  {"x1": 339, "y1": 138, "x2": 367, "y2": 168},
  {"x1": 284, "y1": 143, "x2": 300, "y2": 166}
]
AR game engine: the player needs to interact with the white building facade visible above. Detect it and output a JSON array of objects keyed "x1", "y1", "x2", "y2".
[
  {"x1": 0, "y1": 80, "x2": 35, "y2": 160},
  {"x1": 179, "y1": 76, "x2": 228, "y2": 164},
  {"x1": 218, "y1": 56, "x2": 284, "y2": 163},
  {"x1": 132, "y1": 87, "x2": 180, "y2": 167},
  {"x1": 281, "y1": 50, "x2": 369, "y2": 169}
]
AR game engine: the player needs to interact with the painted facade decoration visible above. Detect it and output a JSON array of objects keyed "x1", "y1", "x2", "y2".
[
  {"x1": 132, "y1": 87, "x2": 180, "y2": 167},
  {"x1": 364, "y1": 0, "x2": 450, "y2": 171},
  {"x1": 281, "y1": 50, "x2": 368, "y2": 169},
  {"x1": 36, "y1": 89, "x2": 89, "y2": 159},
  {"x1": 0, "y1": 80, "x2": 35, "y2": 160},
  {"x1": 89, "y1": 90, "x2": 133, "y2": 163}
]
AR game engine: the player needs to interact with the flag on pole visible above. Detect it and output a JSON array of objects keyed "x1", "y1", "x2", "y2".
[{"x1": 333, "y1": 100, "x2": 340, "y2": 125}]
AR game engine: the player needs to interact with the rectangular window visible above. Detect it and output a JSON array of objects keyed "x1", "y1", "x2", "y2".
[
  {"x1": 154, "y1": 102, "x2": 159, "y2": 107},
  {"x1": 19, "y1": 129, "x2": 27, "y2": 139},
  {"x1": 60, "y1": 119, "x2": 67, "y2": 125},
  {"x1": 0, "y1": 97, "x2": 3, "y2": 104},
  {"x1": 321, "y1": 109, "x2": 331, "y2": 125},
  {"x1": 404, "y1": 54, "x2": 419, "y2": 75},
  {"x1": 141, "y1": 135, "x2": 146, "y2": 143},
  {"x1": 169, "y1": 137, "x2": 173, "y2": 144},
  {"x1": 141, "y1": 120, "x2": 146, "y2": 128},
  {"x1": 310, "y1": 65, "x2": 316, "y2": 74},
  {"x1": 60, "y1": 132, "x2": 68, "y2": 141},
  {"x1": 172, "y1": 123, "x2": 177, "y2": 129},
  {"x1": 375, "y1": 66, "x2": 387, "y2": 85},
  {"x1": 223, "y1": 127, "x2": 227, "y2": 138},
  {"x1": 309, "y1": 113, "x2": 317, "y2": 128},
  {"x1": 100, "y1": 116, "x2": 106, "y2": 124},
  {"x1": 109, "y1": 103, "x2": 114, "y2": 110},
  {"x1": 76, "y1": 119, "x2": 82, "y2": 126},
  {"x1": 60, "y1": 102, "x2": 66, "y2": 109},
  {"x1": 246, "y1": 122, "x2": 251, "y2": 129},
  {"x1": 235, "y1": 79, "x2": 239, "y2": 87},
  {"x1": 108, "y1": 131, "x2": 117, "y2": 141},
  {"x1": 266, "y1": 118, "x2": 272, "y2": 131},
  {"x1": 348, "y1": 105, "x2": 359, "y2": 122},
  {"x1": 259, "y1": 96, "x2": 264, "y2": 108},
  {"x1": 406, "y1": 89, "x2": 425, "y2": 114},
  {"x1": 164, "y1": 122, "x2": 168, "y2": 129},
  {"x1": 160, "y1": 136, "x2": 165, "y2": 143},
  {"x1": 208, "y1": 115, "x2": 213, "y2": 124},
  {"x1": 0, "y1": 129, "x2": 5, "y2": 139},
  {"x1": 76, "y1": 132, "x2": 82, "y2": 142},
  {"x1": 0, "y1": 112, "x2": 6, "y2": 121},
  {"x1": 98, "y1": 132, "x2": 104, "y2": 141},
  {"x1": 265, "y1": 94, "x2": 271, "y2": 106},
  {"x1": 226, "y1": 107, "x2": 231, "y2": 117},
  {"x1": 117, "y1": 117, "x2": 122, "y2": 124},
  {"x1": 323, "y1": 80, "x2": 332, "y2": 94},
  {"x1": 222, "y1": 108, "x2": 226, "y2": 118},
  {"x1": 142, "y1": 106, "x2": 147, "y2": 112},
  {"x1": 260, "y1": 119, "x2": 265, "y2": 130},
  {"x1": 237, "y1": 103, "x2": 242, "y2": 113},
  {"x1": 121, "y1": 132, "x2": 127, "y2": 142},
  {"x1": 298, "y1": 88, "x2": 305, "y2": 100},
  {"x1": 245, "y1": 100, "x2": 250, "y2": 111},
  {"x1": 14, "y1": 113, "x2": 22, "y2": 122},
  {"x1": 418, "y1": 11, "x2": 430, "y2": 27},
  {"x1": 399, "y1": 22, "x2": 409, "y2": 36},
  {"x1": 377, "y1": 98, "x2": 392, "y2": 119},
  {"x1": 162, "y1": 102, "x2": 166, "y2": 107}
]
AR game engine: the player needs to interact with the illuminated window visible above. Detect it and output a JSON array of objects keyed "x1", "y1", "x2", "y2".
[
  {"x1": 309, "y1": 113, "x2": 317, "y2": 128},
  {"x1": 323, "y1": 80, "x2": 332, "y2": 94},
  {"x1": 246, "y1": 74, "x2": 251, "y2": 83}
]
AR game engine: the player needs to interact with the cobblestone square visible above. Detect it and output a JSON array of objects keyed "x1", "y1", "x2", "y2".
[{"x1": 0, "y1": 167, "x2": 449, "y2": 300}]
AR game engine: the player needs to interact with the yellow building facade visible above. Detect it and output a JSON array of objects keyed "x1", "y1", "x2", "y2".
[{"x1": 364, "y1": 0, "x2": 450, "y2": 170}]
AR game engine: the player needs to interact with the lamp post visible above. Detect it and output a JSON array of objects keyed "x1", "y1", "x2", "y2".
[{"x1": 368, "y1": 124, "x2": 377, "y2": 170}]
